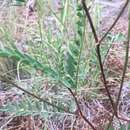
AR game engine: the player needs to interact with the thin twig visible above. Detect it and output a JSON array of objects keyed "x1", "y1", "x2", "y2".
[
  {"x1": 115, "y1": 11, "x2": 130, "y2": 114},
  {"x1": 0, "y1": 75, "x2": 74, "y2": 114},
  {"x1": 99, "y1": 0, "x2": 129, "y2": 44},
  {"x1": 108, "y1": 2, "x2": 130, "y2": 128},
  {"x1": 82, "y1": 1, "x2": 129, "y2": 124},
  {"x1": 96, "y1": 45, "x2": 116, "y2": 113},
  {"x1": 81, "y1": 0, "x2": 98, "y2": 43},
  {"x1": 67, "y1": 87, "x2": 96, "y2": 130},
  {"x1": 81, "y1": 0, "x2": 116, "y2": 114}
]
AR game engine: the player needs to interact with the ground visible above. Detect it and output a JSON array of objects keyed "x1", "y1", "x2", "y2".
[{"x1": 0, "y1": 0, "x2": 130, "y2": 130}]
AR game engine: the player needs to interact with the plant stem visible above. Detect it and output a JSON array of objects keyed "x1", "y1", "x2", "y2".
[
  {"x1": 75, "y1": 13, "x2": 86, "y2": 88},
  {"x1": 99, "y1": 0, "x2": 129, "y2": 44},
  {"x1": 0, "y1": 75, "x2": 74, "y2": 114},
  {"x1": 82, "y1": 0, "x2": 115, "y2": 114},
  {"x1": 115, "y1": 1, "x2": 130, "y2": 112},
  {"x1": 81, "y1": 0, "x2": 98, "y2": 43},
  {"x1": 96, "y1": 45, "x2": 116, "y2": 111},
  {"x1": 82, "y1": 1, "x2": 129, "y2": 122},
  {"x1": 67, "y1": 87, "x2": 96, "y2": 130},
  {"x1": 108, "y1": 1, "x2": 130, "y2": 128}
]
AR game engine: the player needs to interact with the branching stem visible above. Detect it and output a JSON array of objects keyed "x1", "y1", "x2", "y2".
[
  {"x1": 81, "y1": 0, "x2": 116, "y2": 114},
  {"x1": 82, "y1": 1, "x2": 129, "y2": 127}
]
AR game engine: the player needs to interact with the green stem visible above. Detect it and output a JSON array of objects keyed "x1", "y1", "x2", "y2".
[{"x1": 75, "y1": 14, "x2": 86, "y2": 89}]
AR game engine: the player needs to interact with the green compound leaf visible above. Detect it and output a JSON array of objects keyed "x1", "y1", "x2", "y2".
[{"x1": 0, "y1": 48, "x2": 58, "y2": 80}]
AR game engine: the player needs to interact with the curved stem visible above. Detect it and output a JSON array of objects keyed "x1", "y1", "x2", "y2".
[
  {"x1": 0, "y1": 75, "x2": 74, "y2": 114},
  {"x1": 67, "y1": 87, "x2": 96, "y2": 130}
]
